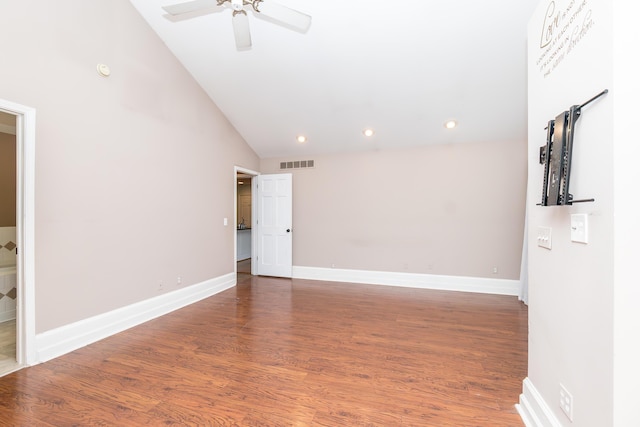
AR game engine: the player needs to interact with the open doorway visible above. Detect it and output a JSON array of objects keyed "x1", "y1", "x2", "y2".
[
  {"x1": 0, "y1": 111, "x2": 17, "y2": 374},
  {"x1": 0, "y1": 99, "x2": 36, "y2": 375},
  {"x1": 234, "y1": 168, "x2": 294, "y2": 280},
  {"x1": 235, "y1": 167, "x2": 259, "y2": 279}
]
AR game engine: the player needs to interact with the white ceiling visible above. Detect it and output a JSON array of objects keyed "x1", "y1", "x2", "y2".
[{"x1": 129, "y1": 0, "x2": 539, "y2": 158}]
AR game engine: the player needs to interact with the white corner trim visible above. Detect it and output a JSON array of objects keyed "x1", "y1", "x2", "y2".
[
  {"x1": 516, "y1": 378, "x2": 563, "y2": 427},
  {"x1": 35, "y1": 273, "x2": 236, "y2": 364},
  {"x1": 292, "y1": 266, "x2": 521, "y2": 296}
]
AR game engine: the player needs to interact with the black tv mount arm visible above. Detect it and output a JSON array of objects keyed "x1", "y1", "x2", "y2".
[{"x1": 538, "y1": 89, "x2": 608, "y2": 206}]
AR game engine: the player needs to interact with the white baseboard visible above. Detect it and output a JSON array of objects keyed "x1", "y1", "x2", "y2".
[
  {"x1": 516, "y1": 378, "x2": 563, "y2": 427},
  {"x1": 35, "y1": 273, "x2": 236, "y2": 364},
  {"x1": 293, "y1": 266, "x2": 521, "y2": 296}
]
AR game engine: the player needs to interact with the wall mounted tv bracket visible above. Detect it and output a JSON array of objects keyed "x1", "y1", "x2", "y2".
[{"x1": 539, "y1": 89, "x2": 608, "y2": 206}]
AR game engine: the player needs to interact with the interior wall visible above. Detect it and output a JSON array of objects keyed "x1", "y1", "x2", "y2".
[
  {"x1": 612, "y1": 1, "x2": 640, "y2": 422},
  {"x1": 526, "y1": 0, "x2": 614, "y2": 425},
  {"x1": 261, "y1": 139, "x2": 527, "y2": 279},
  {"x1": 0, "y1": 132, "x2": 16, "y2": 227},
  {"x1": 0, "y1": 0, "x2": 259, "y2": 333}
]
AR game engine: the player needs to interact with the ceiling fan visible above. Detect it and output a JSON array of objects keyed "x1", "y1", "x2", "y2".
[{"x1": 162, "y1": 0, "x2": 312, "y2": 50}]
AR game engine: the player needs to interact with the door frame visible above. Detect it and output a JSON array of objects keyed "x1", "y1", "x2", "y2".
[
  {"x1": 0, "y1": 99, "x2": 36, "y2": 367},
  {"x1": 234, "y1": 166, "x2": 259, "y2": 277}
]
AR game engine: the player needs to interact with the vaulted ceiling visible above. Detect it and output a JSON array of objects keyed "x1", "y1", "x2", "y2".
[{"x1": 129, "y1": 0, "x2": 539, "y2": 158}]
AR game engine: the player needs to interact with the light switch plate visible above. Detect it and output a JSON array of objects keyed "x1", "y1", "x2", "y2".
[
  {"x1": 571, "y1": 213, "x2": 588, "y2": 243},
  {"x1": 537, "y1": 226, "x2": 552, "y2": 249}
]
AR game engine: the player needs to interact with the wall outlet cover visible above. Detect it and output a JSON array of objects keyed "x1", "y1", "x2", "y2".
[
  {"x1": 571, "y1": 213, "x2": 588, "y2": 244},
  {"x1": 560, "y1": 383, "x2": 574, "y2": 421}
]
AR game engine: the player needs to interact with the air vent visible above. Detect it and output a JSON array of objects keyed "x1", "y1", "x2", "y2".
[{"x1": 280, "y1": 160, "x2": 315, "y2": 170}]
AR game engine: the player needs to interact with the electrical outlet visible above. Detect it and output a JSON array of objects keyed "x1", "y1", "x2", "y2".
[
  {"x1": 492, "y1": 266, "x2": 498, "y2": 274},
  {"x1": 560, "y1": 383, "x2": 573, "y2": 421},
  {"x1": 571, "y1": 213, "x2": 588, "y2": 244},
  {"x1": 177, "y1": 276, "x2": 182, "y2": 286}
]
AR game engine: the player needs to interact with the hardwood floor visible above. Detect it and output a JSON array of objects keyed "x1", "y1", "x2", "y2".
[
  {"x1": 237, "y1": 258, "x2": 251, "y2": 275},
  {"x1": 0, "y1": 275, "x2": 528, "y2": 426}
]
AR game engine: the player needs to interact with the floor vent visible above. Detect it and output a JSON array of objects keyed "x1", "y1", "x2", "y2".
[{"x1": 280, "y1": 160, "x2": 315, "y2": 170}]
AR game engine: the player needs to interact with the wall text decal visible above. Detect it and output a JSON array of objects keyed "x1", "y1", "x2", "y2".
[{"x1": 535, "y1": 0, "x2": 595, "y2": 78}]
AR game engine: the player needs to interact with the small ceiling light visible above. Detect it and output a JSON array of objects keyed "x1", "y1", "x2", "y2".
[
  {"x1": 238, "y1": 181, "x2": 244, "y2": 185},
  {"x1": 296, "y1": 135, "x2": 307, "y2": 143},
  {"x1": 445, "y1": 120, "x2": 457, "y2": 129},
  {"x1": 363, "y1": 128, "x2": 375, "y2": 137}
]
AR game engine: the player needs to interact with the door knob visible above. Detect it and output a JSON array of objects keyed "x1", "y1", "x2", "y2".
[{"x1": 286, "y1": 229, "x2": 291, "y2": 233}]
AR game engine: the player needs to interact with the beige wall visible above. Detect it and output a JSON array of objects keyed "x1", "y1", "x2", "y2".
[
  {"x1": 261, "y1": 139, "x2": 527, "y2": 279},
  {"x1": 0, "y1": 132, "x2": 16, "y2": 227},
  {"x1": 0, "y1": 0, "x2": 259, "y2": 332}
]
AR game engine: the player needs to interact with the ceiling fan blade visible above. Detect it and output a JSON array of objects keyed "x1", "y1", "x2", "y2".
[
  {"x1": 254, "y1": 0, "x2": 311, "y2": 33},
  {"x1": 162, "y1": 0, "x2": 219, "y2": 16},
  {"x1": 232, "y1": 11, "x2": 252, "y2": 50}
]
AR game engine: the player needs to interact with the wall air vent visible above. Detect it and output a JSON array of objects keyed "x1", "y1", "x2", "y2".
[{"x1": 279, "y1": 160, "x2": 315, "y2": 170}]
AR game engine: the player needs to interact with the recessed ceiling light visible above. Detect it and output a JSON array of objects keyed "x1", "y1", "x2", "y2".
[
  {"x1": 445, "y1": 120, "x2": 457, "y2": 129},
  {"x1": 296, "y1": 135, "x2": 307, "y2": 143},
  {"x1": 363, "y1": 128, "x2": 375, "y2": 137}
]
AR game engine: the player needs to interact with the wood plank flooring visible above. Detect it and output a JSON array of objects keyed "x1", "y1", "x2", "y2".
[
  {"x1": 237, "y1": 258, "x2": 251, "y2": 275},
  {"x1": 0, "y1": 275, "x2": 528, "y2": 426}
]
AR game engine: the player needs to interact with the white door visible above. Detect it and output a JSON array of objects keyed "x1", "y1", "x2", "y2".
[{"x1": 256, "y1": 173, "x2": 292, "y2": 278}]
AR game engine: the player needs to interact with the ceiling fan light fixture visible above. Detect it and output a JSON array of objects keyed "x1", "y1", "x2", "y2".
[{"x1": 162, "y1": 0, "x2": 312, "y2": 49}]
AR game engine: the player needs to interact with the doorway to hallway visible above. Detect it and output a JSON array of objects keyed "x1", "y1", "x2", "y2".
[
  {"x1": 233, "y1": 167, "x2": 293, "y2": 279},
  {"x1": 235, "y1": 167, "x2": 259, "y2": 278},
  {"x1": 0, "y1": 98, "x2": 36, "y2": 374},
  {"x1": 0, "y1": 111, "x2": 18, "y2": 375}
]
